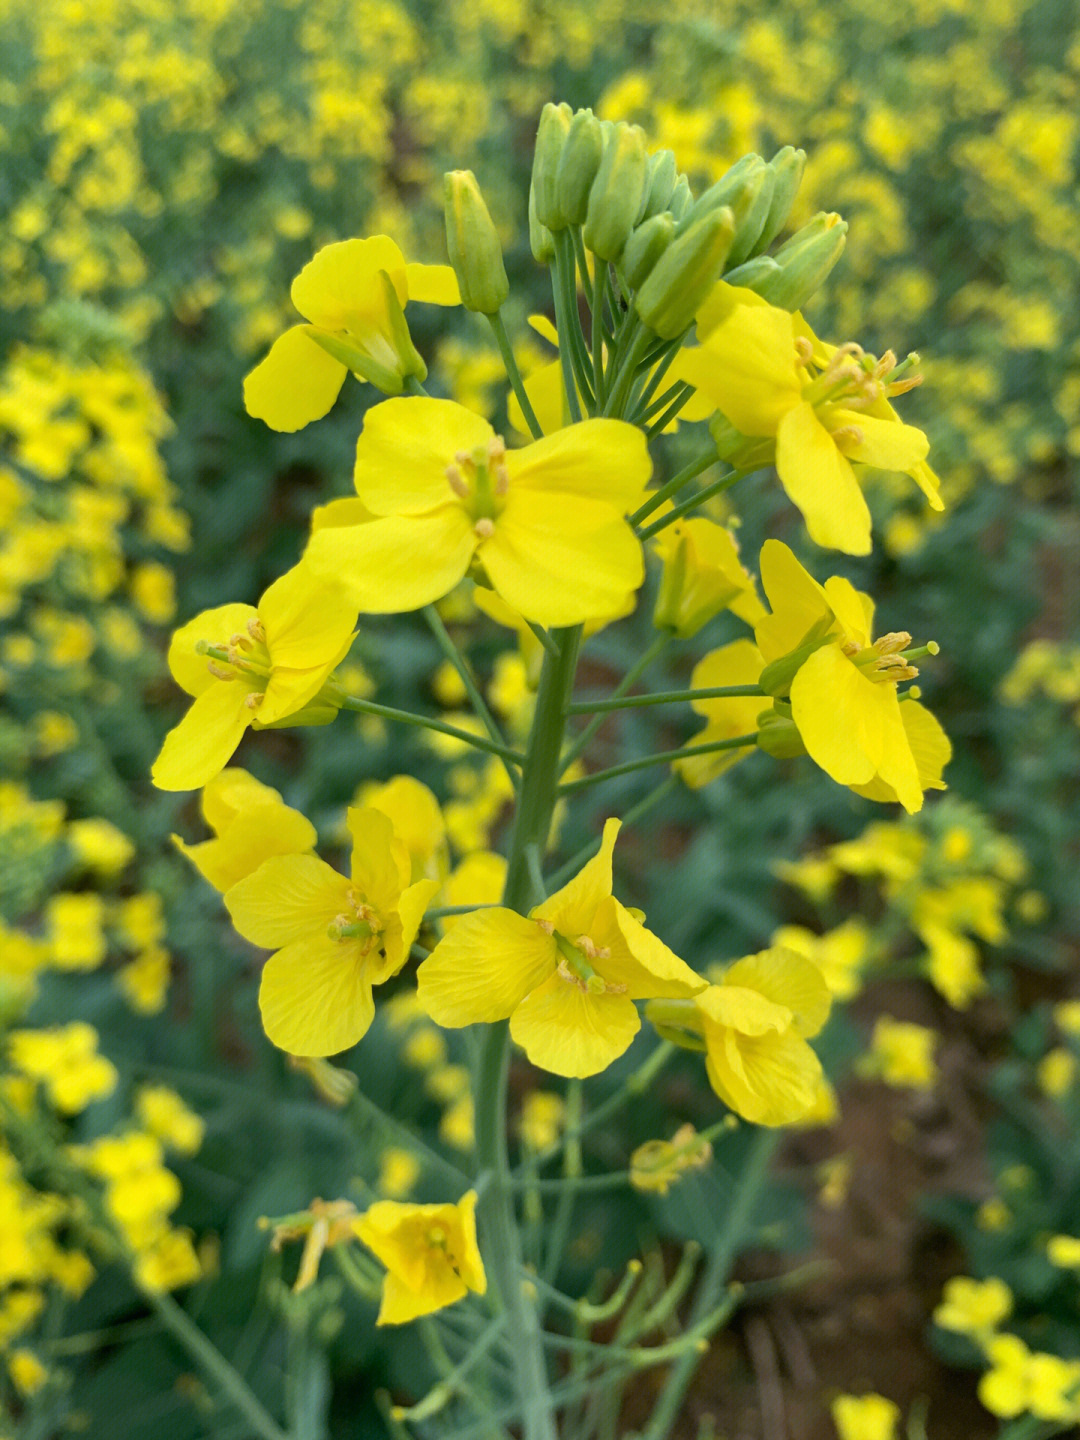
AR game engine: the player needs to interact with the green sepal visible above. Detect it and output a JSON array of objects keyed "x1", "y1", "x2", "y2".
[
  {"x1": 583, "y1": 122, "x2": 649, "y2": 261},
  {"x1": 757, "y1": 146, "x2": 806, "y2": 252},
  {"x1": 641, "y1": 149, "x2": 679, "y2": 221},
  {"x1": 556, "y1": 109, "x2": 603, "y2": 225},
  {"x1": 636, "y1": 208, "x2": 735, "y2": 339},
  {"x1": 623, "y1": 212, "x2": 676, "y2": 291},
  {"x1": 750, "y1": 217, "x2": 848, "y2": 311},
  {"x1": 306, "y1": 324, "x2": 406, "y2": 395},
  {"x1": 757, "y1": 621, "x2": 837, "y2": 698},
  {"x1": 755, "y1": 702, "x2": 807, "y2": 759}
]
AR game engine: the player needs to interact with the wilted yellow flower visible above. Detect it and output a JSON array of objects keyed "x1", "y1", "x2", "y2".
[
  {"x1": 353, "y1": 1191, "x2": 486, "y2": 1325},
  {"x1": 630, "y1": 1124, "x2": 713, "y2": 1194}
]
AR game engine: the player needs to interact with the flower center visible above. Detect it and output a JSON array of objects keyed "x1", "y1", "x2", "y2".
[
  {"x1": 327, "y1": 890, "x2": 383, "y2": 950},
  {"x1": 797, "y1": 337, "x2": 922, "y2": 413},
  {"x1": 196, "y1": 616, "x2": 271, "y2": 711},
  {"x1": 842, "y1": 630, "x2": 939, "y2": 684},
  {"x1": 538, "y1": 922, "x2": 625, "y2": 996},
  {"x1": 445, "y1": 435, "x2": 509, "y2": 537}
]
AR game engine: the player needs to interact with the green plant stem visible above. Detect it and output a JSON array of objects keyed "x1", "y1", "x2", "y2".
[
  {"x1": 591, "y1": 258, "x2": 609, "y2": 405},
  {"x1": 568, "y1": 684, "x2": 764, "y2": 714},
  {"x1": 403, "y1": 374, "x2": 430, "y2": 396},
  {"x1": 631, "y1": 337, "x2": 685, "y2": 418},
  {"x1": 424, "y1": 605, "x2": 519, "y2": 789},
  {"x1": 631, "y1": 448, "x2": 720, "y2": 526},
  {"x1": 488, "y1": 311, "x2": 544, "y2": 440},
  {"x1": 645, "y1": 384, "x2": 699, "y2": 441},
  {"x1": 544, "y1": 777, "x2": 678, "y2": 891},
  {"x1": 474, "y1": 625, "x2": 583, "y2": 1440},
  {"x1": 526, "y1": 619, "x2": 560, "y2": 657},
  {"x1": 560, "y1": 633, "x2": 670, "y2": 774},
  {"x1": 560, "y1": 733, "x2": 758, "y2": 794},
  {"x1": 346, "y1": 1088, "x2": 470, "y2": 1187},
  {"x1": 604, "y1": 325, "x2": 654, "y2": 418},
  {"x1": 641, "y1": 1128, "x2": 780, "y2": 1440},
  {"x1": 542, "y1": 1080, "x2": 583, "y2": 1289},
  {"x1": 552, "y1": 230, "x2": 594, "y2": 416},
  {"x1": 638, "y1": 469, "x2": 741, "y2": 539},
  {"x1": 143, "y1": 1286, "x2": 288, "y2": 1440},
  {"x1": 332, "y1": 689, "x2": 522, "y2": 764}
]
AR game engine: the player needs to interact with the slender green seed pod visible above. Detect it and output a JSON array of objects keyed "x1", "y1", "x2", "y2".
[
  {"x1": 583, "y1": 122, "x2": 649, "y2": 261},
  {"x1": 623, "y1": 212, "x2": 676, "y2": 291},
  {"x1": 532, "y1": 101, "x2": 573, "y2": 231},
  {"x1": 635, "y1": 208, "x2": 735, "y2": 339},
  {"x1": 756, "y1": 146, "x2": 806, "y2": 252},
  {"x1": 557, "y1": 109, "x2": 603, "y2": 225},
  {"x1": 443, "y1": 170, "x2": 508, "y2": 314}
]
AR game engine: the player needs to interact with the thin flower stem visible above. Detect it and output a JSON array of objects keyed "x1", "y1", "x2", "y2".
[
  {"x1": 641, "y1": 377, "x2": 694, "y2": 424},
  {"x1": 426, "y1": 903, "x2": 499, "y2": 920},
  {"x1": 403, "y1": 374, "x2": 430, "y2": 397},
  {"x1": 631, "y1": 447, "x2": 720, "y2": 526},
  {"x1": 424, "y1": 605, "x2": 519, "y2": 789},
  {"x1": 559, "y1": 733, "x2": 759, "y2": 794},
  {"x1": 638, "y1": 468, "x2": 741, "y2": 540},
  {"x1": 526, "y1": 619, "x2": 560, "y2": 657},
  {"x1": 604, "y1": 325, "x2": 653, "y2": 418},
  {"x1": 332, "y1": 689, "x2": 523, "y2": 765},
  {"x1": 631, "y1": 336, "x2": 685, "y2": 417},
  {"x1": 543, "y1": 777, "x2": 678, "y2": 892},
  {"x1": 568, "y1": 684, "x2": 764, "y2": 714},
  {"x1": 553, "y1": 230, "x2": 595, "y2": 415},
  {"x1": 644, "y1": 384, "x2": 698, "y2": 441},
  {"x1": 346, "y1": 1088, "x2": 471, "y2": 1188},
  {"x1": 488, "y1": 311, "x2": 544, "y2": 440},
  {"x1": 541, "y1": 1080, "x2": 583, "y2": 1289},
  {"x1": 513, "y1": 1171, "x2": 630, "y2": 1194},
  {"x1": 591, "y1": 258, "x2": 609, "y2": 406},
  {"x1": 559, "y1": 634, "x2": 670, "y2": 774}
]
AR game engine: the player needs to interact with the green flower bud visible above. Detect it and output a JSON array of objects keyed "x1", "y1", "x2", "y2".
[
  {"x1": 622, "y1": 212, "x2": 676, "y2": 291},
  {"x1": 668, "y1": 174, "x2": 693, "y2": 221},
  {"x1": 751, "y1": 215, "x2": 848, "y2": 310},
  {"x1": 583, "y1": 122, "x2": 649, "y2": 261},
  {"x1": 642, "y1": 149, "x2": 679, "y2": 220},
  {"x1": 635, "y1": 208, "x2": 735, "y2": 339},
  {"x1": 557, "y1": 109, "x2": 603, "y2": 225},
  {"x1": 722, "y1": 255, "x2": 781, "y2": 290},
  {"x1": 532, "y1": 102, "x2": 573, "y2": 231},
  {"x1": 443, "y1": 170, "x2": 508, "y2": 315},
  {"x1": 684, "y1": 154, "x2": 765, "y2": 235},
  {"x1": 757, "y1": 621, "x2": 836, "y2": 698},
  {"x1": 773, "y1": 210, "x2": 843, "y2": 260},
  {"x1": 723, "y1": 164, "x2": 776, "y2": 268},
  {"x1": 529, "y1": 178, "x2": 555, "y2": 264},
  {"x1": 755, "y1": 702, "x2": 807, "y2": 759},
  {"x1": 756, "y1": 146, "x2": 806, "y2": 252}
]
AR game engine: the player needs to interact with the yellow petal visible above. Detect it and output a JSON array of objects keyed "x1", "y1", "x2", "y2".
[
  {"x1": 505, "y1": 419, "x2": 652, "y2": 511},
  {"x1": 754, "y1": 540, "x2": 834, "y2": 664},
  {"x1": 480, "y1": 491, "x2": 642, "y2": 627},
  {"x1": 243, "y1": 326, "x2": 347, "y2": 433},
  {"x1": 151, "y1": 683, "x2": 251, "y2": 792},
  {"x1": 831, "y1": 408, "x2": 929, "y2": 473},
  {"x1": 200, "y1": 767, "x2": 276, "y2": 833},
  {"x1": 822, "y1": 575, "x2": 874, "y2": 648},
  {"x1": 376, "y1": 1268, "x2": 466, "y2": 1325},
  {"x1": 509, "y1": 972, "x2": 641, "y2": 1078},
  {"x1": 353, "y1": 397, "x2": 494, "y2": 516},
  {"x1": 507, "y1": 357, "x2": 568, "y2": 438},
  {"x1": 174, "y1": 800, "x2": 316, "y2": 892},
  {"x1": 677, "y1": 303, "x2": 802, "y2": 435},
  {"x1": 533, "y1": 818, "x2": 620, "y2": 935},
  {"x1": 693, "y1": 280, "x2": 771, "y2": 341},
  {"x1": 694, "y1": 983, "x2": 792, "y2": 1038},
  {"x1": 394, "y1": 879, "x2": 440, "y2": 970},
  {"x1": 257, "y1": 663, "x2": 342, "y2": 726},
  {"x1": 259, "y1": 563, "x2": 358, "y2": 673},
  {"x1": 346, "y1": 807, "x2": 407, "y2": 911},
  {"x1": 706, "y1": 1025, "x2": 824, "y2": 1126},
  {"x1": 417, "y1": 908, "x2": 556, "y2": 1027},
  {"x1": 776, "y1": 401, "x2": 872, "y2": 556},
  {"x1": 258, "y1": 933, "x2": 376, "y2": 1056},
  {"x1": 290, "y1": 237, "x2": 408, "y2": 329},
  {"x1": 722, "y1": 948, "x2": 832, "y2": 1037},
  {"x1": 789, "y1": 643, "x2": 881, "y2": 786},
  {"x1": 599, "y1": 900, "x2": 706, "y2": 1000},
  {"x1": 303, "y1": 509, "x2": 477, "y2": 614},
  {"x1": 310, "y1": 496, "x2": 377, "y2": 530},
  {"x1": 404, "y1": 262, "x2": 460, "y2": 306},
  {"x1": 167, "y1": 604, "x2": 258, "y2": 697},
  {"x1": 689, "y1": 639, "x2": 766, "y2": 715},
  {"x1": 849, "y1": 699, "x2": 950, "y2": 805},
  {"x1": 225, "y1": 854, "x2": 350, "y2": 948}
]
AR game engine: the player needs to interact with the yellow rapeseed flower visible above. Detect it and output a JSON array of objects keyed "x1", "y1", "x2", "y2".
[
  {"x1": 173, "y1": 767, "x2": 317, "y2": 891},
  {"x1": 353, "y1": 1190, "x2": 486, "y2": 1326}
]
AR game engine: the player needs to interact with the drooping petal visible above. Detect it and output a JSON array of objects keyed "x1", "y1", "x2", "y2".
[
  {"x1": 598, "y1": 899, "x2": 706, "y2": 1000},
  {"x1": 830, "y1": 408, "x2": 929, "y2": 473},
  {"x1": 754, "y1": 540, "x2": 834, "y2": 664},
  {"x1": 303, "y1": 509, "x2": 477, "y2": 614},
  {"x1": 721, "y1": 948, "x2": 832, "y2": 1037},
  {"x1": 676, "y1": 302, "x2": 802, "y2": 435},
  {"x1": 480, "y1": 490, "x2": 642, "y2": 627},
  {"x1": 258, "y1": 933, "x2": 376, "y2": 1056},
  {"x1": 693, "y1": 983, "x2": 792, "y2": 1038},
  {"x1": 533, "y1": 818, "x2": 620, "y2": 936},
  {"x1": 509, "y1": 972, "x2": 641, "y2": 1078},
  {"x1": 243, "y1": 326, "x2": 348, "y2": 433},
  {"x1": 225, "y1": 853, "x2": 350, "y2": 948},
  {"x1": 775, "y1": 401, "x2": 872, "y2": 556},
  {"x1": 417, "y1": 908, "x2": 557, "y2": 1027},
  {"x1": 259, "y1": 563, "x2": 358, "y2": 672},
  {"x1": 167, "y1": 604, "x2": 259, "y2": 697},
  {"x1": 404, "y1": 263, "x2": 461, "y2": 306},
  {"x1": 290, "y1": 237, "x2": 408, "y2": 330},
  {"x1": 151, "y1": 683, "x2": 252, "y2": 792},
  {"x1": 706, "y1": 1025, "x2": 823, "y2": 1126},
  {"x1": 505, "y1": 419, "x2": 652, "y2": 511},
  {"x1": 352, "y1": 397, "x2": 494, "y2": 516},
  {"x1": 393, "y1": 879, "x2": 440, "y2": 971}
]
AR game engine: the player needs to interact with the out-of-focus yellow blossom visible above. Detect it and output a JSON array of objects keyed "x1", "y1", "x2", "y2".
[
  {"x1": 152, "y1": 565, "x2": 357, "y2": 791},
  {"x1": 8, "y1": 1024, "x2": 117, "y2": 1114},
  {"x1": 439, "y1": 1094, "x2": 475, "y2": 1152},
  {"x1": 934, "y1": 1276, "x2": 1013, "y2": 1337},
  {"x1": 860, "y1": 1017, "x2": 938, "y2": 1090},
  {"x1": 135, "y1": 1086, "x2": 205, "y2": 1156},
  {"x1": 1048, "y1": 1235, "x2": 1080, "y2": 1268},
  {"x1": 66, "y1": 818, "x2": 134, "y2": 876},
  {"x1": 117, "y1": 946, "x2": 171, "y2": 1014},
  {"x1": 773, "y1": 854, "x2": 839, "y2": 904},
  {"x1": 979, "y1": 1335, "x2": 1080, "y2": 1422},
  {"x1": 817, "y1": 1154, "x2": 852, "y2": 1209},
  {"x1": 7, "y1": 1348, "x2": 48, "y2": 1397},
  {"x1": 354, "y1": 774, "x2": 447, "y2": 884},
  {"x1": 519, "y1": 1090, "x2": 566, "y2": 1152},
  {"x1": 354, "y1": 1191, "x2": 486, "y2": 1326},
  {"x1": 225, "y1": 807, "x2": 437, "y2": 1056},
  {"x1": 432, "y1": 658, "x2": 469, "y2": 708},
  {"x1": 771, "y1": 918, "x2": 870, "y2": 1001},
  {"x1": 173, "y1": 767, "x2": 317, "y2": 892},
  {"x1": 977, "y1": 1197, "x2": 1013, "y2": 1233},
  {"x1": 305, "y1": 398, "x2": 652, "y2": 628},
  {"x1": 45, "y1": 892, "x2": 107, "y2": 969},
  {"x1": 439, "y1": 851, "x2": 508, "y2": 934},
  {"x1": 831, "y1": 1393, "x2": 901, "y2": 1440},
  {"x1": 243, "y1": 237, "x2": 459, "y2": 431},
  {"x1": 403, "y1": 1027, "x2": 447, "y2": 1070},
  {"x1": 1038, "y1": 1047, "x2": 1076, "y2": 1098},
  {"x1": 418, "y1": 820, "x2": 705, "y2": 1078},
  {"x1": 134, "y1": 1228, "x2": 202, "y2": 1293},
  {"x1": 1054, "y1": 1000, "x2": 1080, "y2": 1037},
  {"x1": 676, "y1": 639, "x2": 766, "y2": 789},
  {"x1": 378, "y1": 1148, "x2": 421, "y2": 1200},
  {"x1": 130, "y1": 560, "x2": 176, "y2": 624},
  {"x1": 30, "y1": 710, "x2": 80, "y2": 757}
]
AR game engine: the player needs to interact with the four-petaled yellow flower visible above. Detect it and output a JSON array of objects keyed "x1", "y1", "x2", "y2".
[
  {"x1": 678, "y1": 286, "x2": 941, "y2": 555},
  {"x1": 151, "y1": 566, "x2": 357, "y2": 792},
  {"x1": 243, "y1": 237, "x2": 460, "y2": 432},
  {"x1": 224, "y1": 808, "x2": 438, "y2": 1057},
  {"x1": 303, "y1": 397, "x2": 651, "y2": 628},
  {"x1": 353, "y1": 1190, "x2": 487, "y2": 1326},
  {"x1": 416, "y1": 819, "x2": 706, "y2": 1077},
  {"x1": 754, "y1": 539, "x2": 945, "y2": 813}
]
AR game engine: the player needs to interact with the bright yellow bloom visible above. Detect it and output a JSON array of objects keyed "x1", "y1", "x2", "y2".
[
  {"x1": 933, "y1": 1276, "x2": 1012, "y2": 1337},
  {"x1": 136, "y1": 1085, "x2": 205, "y2": 1156},
  {"x1": 653, "y1": 516, "x2": 765, "y2": 639},
  {"x1": 755, "y1": 540, "x2": 943, "y2": 813},
  {"x1": 8, "y1": 1349, "x2": 48, "y2": 1397},
  {"x1": 417, "y1": 820, "x2": 705, "y2": 1078},
  {"x1": 244, "y1": 237, "x2": 459, "y2": 431},
  {"x1": 152, "y1": 565, "x2": 357, "y2": 792},
  {"x1": 173, "y1": 768, "x2": 317, "y2": 891},
  {"x1": 354, "y1": 774, "x2": 447, "y2": 884},
  {"x1": 304, "y1": 398, "x2": 650, "y2": 627},
  {"x1": 225, "y1": 808, "x2": 438, "y2": 1057},
  {"x1": 1048, "y1": 1235, "x2": 1080, "y2": 1268},
  {"x1": 676, "y1": 638, "x2": 766, "y2": 788},
  {"x1": 979, "y1": 1335, "x2": 1080, "y2": 1422},
  {"x1": 831, "y1": 1393, "x2": 901, "y2": 1440},
  {"x1": 678, "y1": 288, "x2": 940, "y2": 555},
  {"x1": 860, "y1": 1016, "x2": 938, "y2": 1089},
  {"x1": 8, "y1": 1023, "x2": 117, "y2": 1114},
  {"x1": 134, "y1": 1228, "x2": 202, "y2": 1293},
  {"x1": 771, "y1": 919, "x2": 870, "y2": 1001},
  {"x1": 353, "y1": 1191, "x2": 486, "y2": 1326}
]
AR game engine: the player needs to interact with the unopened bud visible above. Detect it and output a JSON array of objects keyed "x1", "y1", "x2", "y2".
[
  {"x1": 684, "y1": 154, "x2": 766, "y2": 238},
  {"x1": 750, "y1": 216, "x2": 848, "y2": 311},
  {"x1": 668, "y1": 174, "x2": 693, "y2": 221},
  {"x1": 756, "y1": 146, "x2": 806, "y2": 252},
  {"x1": 583, "y1": 122, "x2": 649, "y2": 261},
  {"x1": 532, "y1": 102, "x2": 573, "y2": 231},
  {"x1": 641, "y1": 148, "x2": 679, "y2": 220},
  {"x1": 724, "y1": 164, "x2": 776, "y2": 268},
  {"x1": 636, "y1": 208, "x2": 735, "y2": 339},
  {"x1": 529, "y1": 179, "x2": 555, "y2": 265},
  {"x1": 443, "y1": 170, "x2": 508, "y2": 314},
  {"x1": 755, "y1": 702, "x2": 807, "y2": 759},
  {"x1": 722, "y1": 255, "x2": 781, "y2": 291},
  {"x1": 623, "y1": 212, "x2": 676, "y2": 290},
  {"x1": 556, "y1": 109, "x2": 603, "y2": 225}
]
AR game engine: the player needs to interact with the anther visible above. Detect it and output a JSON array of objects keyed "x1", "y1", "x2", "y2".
[
  {"x1": 445, "y1": 464, "x2": 469, "y2": 498},
  {"x1": 794, "y1": 335, "x2": 815, "y2": 364},
  {"x1": 830, "y1": 424, "x2": 864, "y2": 447},
  {"x1": 247, "y1": 616, "x2": 266, "y2": 644},
  {"x1": 488, "y1": 435, "x2": 506, "y2": 461},
  {"x1": 206, "y1": 661, "x2": 236, "y2": 680},
  {"x1": 874, "y1": 631, "x2": 912, "y2": 655},
  {"x1": 474, "y1": 517, "x2": 495, "y2": 539},
  {"x1": 493, "y1": 462, "x2": 509, "y2": 496},
  {"x1": 230, "y1": 631, "x2": 254, "y2": 652},
  {"x1": 536, "y1": 919, "x2": 555, "y2": 936},
  {"x1": 245, "y1": 692, "x2": 263, "y2": 710}
]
